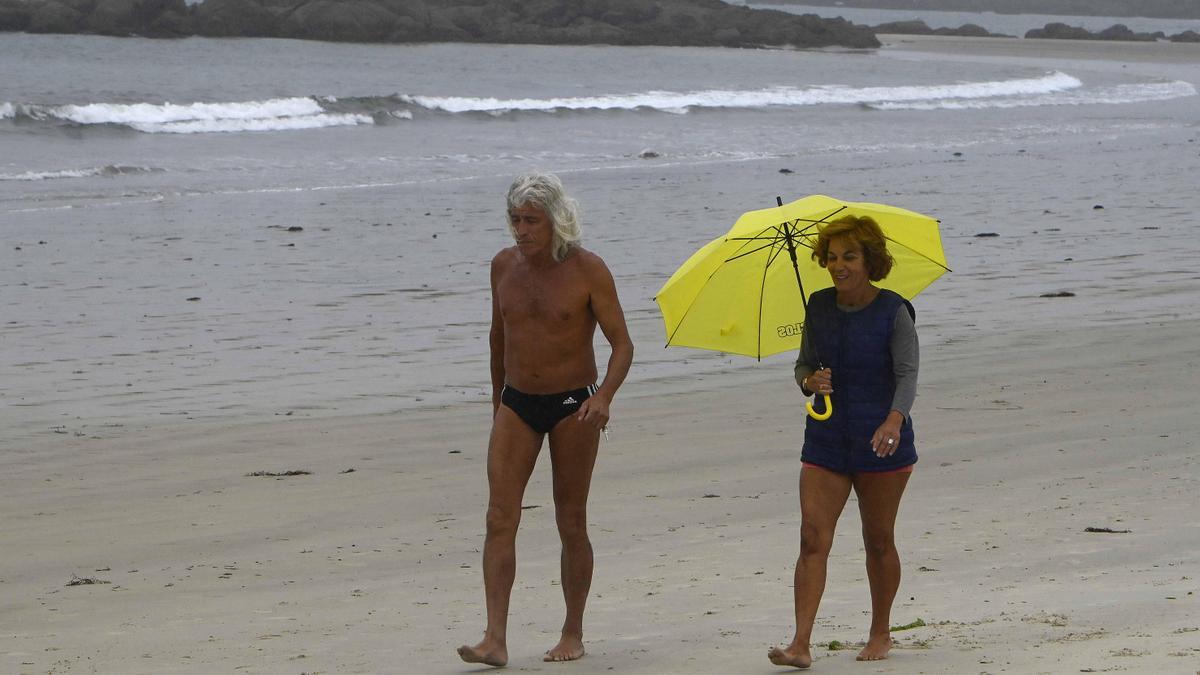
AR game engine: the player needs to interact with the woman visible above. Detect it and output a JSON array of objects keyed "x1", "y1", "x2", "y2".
[{"x1": 768, "y1": 215, "x2": 919, "y2": 668}]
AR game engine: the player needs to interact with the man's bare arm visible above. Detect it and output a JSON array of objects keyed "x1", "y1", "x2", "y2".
[
  {"x1": 575, "y1": 253, "x2": 633, "y2": 429},
  {"x1": 489, "y1": 252, "x2": 508, "y2": 416}
]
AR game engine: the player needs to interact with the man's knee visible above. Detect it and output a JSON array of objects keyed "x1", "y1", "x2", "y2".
[
  {"x1": 554, "y1": 505, "x2": 589, "y2": 542},
  {"x1": 485, "y1": 503, "x2": 521, "y2": 539}
]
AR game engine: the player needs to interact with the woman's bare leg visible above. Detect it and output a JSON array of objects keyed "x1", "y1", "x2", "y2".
[
  {"x1": 852, "y1": 471, "x2": 911, "y2": 661},
  {"x1": 768, "y1": 465, "x2": 853, "y2": 668}
]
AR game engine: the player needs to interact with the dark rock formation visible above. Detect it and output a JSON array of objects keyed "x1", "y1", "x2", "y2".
[
  {"x1": 1095, "y1": 24, "x2": 1163, "y2": 41},
  {"x1": 1169, "y1": 29, "x2": 1200, "y2": 42},
  {"x1": 933, "y1": 23, "x2": 999, "y2": 38},
  {"x1": 278, "y1": 0, "x2": 402, "y2": 42},
  {"x1": 874, "y1": 19, "x2": 1010, "y2": 38},
  {"x1": 0, "y1": 0, "x2": 881, "y2": 49},
  {"x1": 1025, "y1": 22, "x2": 1164, "y2": 41},
  {"x1": 0, "y1": 0, "x2": 32, "y2": 31},
  {"x1": 192, "y1": 0, "x2": 277, "y2": 37},
  {"x1": 89, "y1": 0, "x2": 190, "y2": 36},
  {"x1": 759, "y1": 1, "x2": 1200, "y2": 21},
  {"x1": 27, "y1": 1, "x2": 89, "y2": 34},
  {"x1": 1024, "y1": 22, "x2": 1095, "y2": 40}
]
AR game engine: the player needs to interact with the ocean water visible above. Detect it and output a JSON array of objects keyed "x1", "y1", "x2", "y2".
[
  {"x1": 745, "y1": 3, "x2": 1200, "y2": 36},
  {"x1": 2, "y1": 33, "x2": 1198, "y2": 437},
  {"x1": 3, "y1": 34, "x2": 1193, "y2": 206}
]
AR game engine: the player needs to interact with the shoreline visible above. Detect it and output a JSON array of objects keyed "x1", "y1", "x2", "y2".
[{"x1": 879, "y1": 31, "x2": 1200, "y2": 63}]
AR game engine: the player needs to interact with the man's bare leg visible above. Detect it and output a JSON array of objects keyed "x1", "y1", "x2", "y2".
[
  {"x1": 542, "y1": 416, "x2": 600, "y2": 662},
  {"x1": 768, "y1": 466, "x2": 853, "y2": 669},
  {"x1": 458, "y1": 406, "x2": 544, "y2": 667},
  {"x1": 852, "y1": 471, "x2": 910, "y2": 662}
]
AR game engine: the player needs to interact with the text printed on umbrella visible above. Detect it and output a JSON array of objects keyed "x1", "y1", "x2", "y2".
[{"x1": 777, "y1": 322, "x2": 804, "y2": 338}]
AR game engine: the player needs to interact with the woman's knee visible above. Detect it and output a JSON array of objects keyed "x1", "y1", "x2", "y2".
[
  {"x1": 861, "y1": 527, "x2": 897, "y2": 559},
  {"x1": 799, "y1": 523, "x2": 835, "y2": 558}
]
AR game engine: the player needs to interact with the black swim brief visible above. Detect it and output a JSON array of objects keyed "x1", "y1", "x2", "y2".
[{"x1": 501, "y1": 384, "x2": 597, "y2": 434}]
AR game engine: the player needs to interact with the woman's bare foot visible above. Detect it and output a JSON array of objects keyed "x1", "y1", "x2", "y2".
[
  {"x1": 855, "y1": 634, "x2": 892, "y2": 661},
  {"x1": 457, "y1": 636, "x2": 508, "y2": 667},
  {"x1": 767, "y1": 645, "x2": 812, "y2": 669},
  {"x1": 543, "y1": 633, "x2": 585, "y2": 662}
]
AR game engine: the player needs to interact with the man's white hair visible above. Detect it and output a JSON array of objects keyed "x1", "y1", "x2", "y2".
[{"x1": 506, "y1": 171, "x2": 581, "y2": 262}]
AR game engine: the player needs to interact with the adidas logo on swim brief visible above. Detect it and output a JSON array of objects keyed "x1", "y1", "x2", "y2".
[{"x1": 562, "y1": 396, "x2": 577, "y2": 405}]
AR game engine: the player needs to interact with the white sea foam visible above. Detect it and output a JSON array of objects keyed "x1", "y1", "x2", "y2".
[
  {"x1": 130, "y1": 113, "x2": 371, "y2": 134},
  {"x1": 869, "y1": 81, "x2": 1197, "y2": 111},
  {"x1": 0, "y1": 165, "x2": 158, "y2": 181},
  {"x1": 402, "y1": 72, "x2": 1083, "y2": 113},
  {"x1": 35, "y1": 97, "x2": 372, "y2": 134},
  {"x1": 52, "y1": 97, "x2": 323, "y2": 125},
  {"x1": 0, "y1": 102, "x2": 13, "y2": 119}
]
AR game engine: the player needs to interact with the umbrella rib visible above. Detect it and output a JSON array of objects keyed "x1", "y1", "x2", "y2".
[
  {"x1": 756, "y1": 246, "x2": 769, "y2": 361},
  {"x1": 661, "y1": 230, "x2": 778, "y2": 349},
  {"x1": 663, "y1": 227, "x2": 790, "y2": 353},
  {"x1": 725, "y1": 239, "x2": 781, "y2": 263},
  {"x1": 794, "y1": 207, "x2": 951, "y2": 272},
  {"x1": 756, "y1": 227, "x2": 795, "y2": 359},
  {"x1": 883, "y1": 235, "x2": 953, "y2": 272}
]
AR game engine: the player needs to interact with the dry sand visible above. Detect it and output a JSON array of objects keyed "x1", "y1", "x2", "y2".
[{"x1": 4, "y1": 36, "x2": 1200, "y2": 673}]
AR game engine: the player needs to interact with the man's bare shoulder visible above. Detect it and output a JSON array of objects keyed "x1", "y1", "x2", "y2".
[
  {"x1": 492, "y1": 246, "x2": 520, "y2": 268},
  {"x1": 565, "y1": 246, "x2": 610, "y2": 275}
]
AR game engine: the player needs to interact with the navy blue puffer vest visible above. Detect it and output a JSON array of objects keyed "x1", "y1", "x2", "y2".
[{"x1": 801, "y1": 287, "x2": 917, "y2": 473}]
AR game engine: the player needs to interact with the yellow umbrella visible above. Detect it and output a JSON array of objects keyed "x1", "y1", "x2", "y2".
[{"x1": 655, "y1": 194, "x2": 949, "y2": 419}]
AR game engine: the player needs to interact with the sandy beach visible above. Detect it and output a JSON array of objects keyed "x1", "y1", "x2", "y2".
[{"x1": 3, "y1": 36, "x2": 1200, "y2": 673}]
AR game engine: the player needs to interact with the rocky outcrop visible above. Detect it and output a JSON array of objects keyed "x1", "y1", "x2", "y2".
[
  {"x1": 192, "y1": 0, "x2": 277, "y2": 37},
  {"x1": 1169, "y1": 29, "x2": 1200, "y2": 42},
  {"x1": 873, "y1": 19, "x2": 1010, "y2": 38},
  {"x1": 27, "y1": 1, "x2": 89, "y2": 34},
  {"x1": 0, "y1": 0, "x2": 32, "y2": 31},
  {"x1": 933, "y1": 23, "x2": 998, "y2": 37},
  {"x1": 0, "y1": 0, "x2": 881, "y2": 49},
  {"x1": 89, "y1": 0, "x2": 191, "y2": 37},
  {"x1": 278, "y1": 0, "x2": 402, "y2": 42},
  {"x1": 761, "y1": 1, "x2": 1200, "y2": 21},
  {"x1": 1095, "y1": 24, "x2": 1163, "y2": 41},
  {"x1": 1025, "y1": 22, "x2": 1164, "y2": 41}
]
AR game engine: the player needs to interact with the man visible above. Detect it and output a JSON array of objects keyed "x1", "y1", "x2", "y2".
[{"x1": 457, "y1": 172, "x2": 634, "y2": 667}]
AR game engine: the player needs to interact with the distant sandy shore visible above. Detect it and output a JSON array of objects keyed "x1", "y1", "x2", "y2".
[
  {"x1": 3, "y1": 35, "x2": 1199, "y2": 674},
  {"x1": 879, "y1": 31, "x2": 1200, "y2": 63}
]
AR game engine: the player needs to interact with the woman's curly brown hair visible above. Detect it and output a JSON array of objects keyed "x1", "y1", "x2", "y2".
[{"x1": 811, "y1": 215, "x2": 895, "y2": 281}]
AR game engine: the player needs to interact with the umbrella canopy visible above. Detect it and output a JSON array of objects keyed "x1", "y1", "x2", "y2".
[{"x1": 655, "y1": 194, "x2": 949, "y2": 360}]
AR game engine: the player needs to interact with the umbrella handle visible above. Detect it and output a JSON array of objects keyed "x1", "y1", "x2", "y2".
[{"x1": 806, "y1": 394, "x2": 833, "y2": 421}]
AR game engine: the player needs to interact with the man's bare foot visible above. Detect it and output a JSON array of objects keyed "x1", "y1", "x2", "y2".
[
  {"x1": 458, "y1": 637, "x2": 508, "y2": 667},
  {"x1": 855, "y1": 634, "x2": 892, "y2": 661},
  {"x1": 543, "y1": 633, "x2": 585, "y2": 662},
  {"x1": 767, "y1": 645, "x2": 812, "y2": 669}
]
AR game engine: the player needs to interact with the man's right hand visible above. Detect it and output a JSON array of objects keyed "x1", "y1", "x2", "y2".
[{"x1": 576, "y1": 394, "x2": 610, "y2": 431}]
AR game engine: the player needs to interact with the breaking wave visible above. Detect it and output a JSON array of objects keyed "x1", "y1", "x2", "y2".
[
  {"x1": 867, "y1": 80, "x2": 1197, "y2": 110},
  {"x1": 0, "y1": 72, "x2": 1190, "y2": 135},
  {"x1": 4, "y1": 96, "x2": 375, "y2": 134},
  {"x1": 400, "y1": 71, "x2": 1088, "y2": 114},
  {"x1": 0, "y1": 165, "x2": 162, "y2": 181}
]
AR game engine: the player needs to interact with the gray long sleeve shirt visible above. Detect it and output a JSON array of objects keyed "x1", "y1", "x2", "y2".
[{"x1": 792, "y1": 302, "x2": 919, "y2": 420}]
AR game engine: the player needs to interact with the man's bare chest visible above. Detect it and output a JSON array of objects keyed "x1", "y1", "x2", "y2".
[{"x1": 498, "y1": 271, "x2": 589, "y2": 325}]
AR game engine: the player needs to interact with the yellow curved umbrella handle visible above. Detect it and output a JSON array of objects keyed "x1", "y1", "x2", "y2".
[{"x1": 806, "y1": 394, "x2": 833, "y2": 421}]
